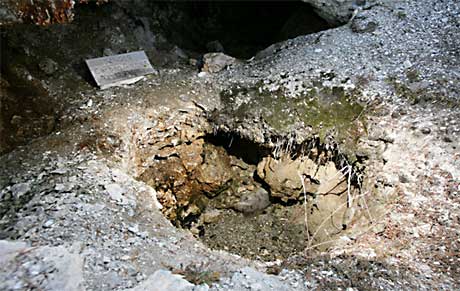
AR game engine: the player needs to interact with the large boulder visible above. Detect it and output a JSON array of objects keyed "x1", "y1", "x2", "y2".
[{"x1": 302, "y1": 0, "x2": 356, "y2": 24}]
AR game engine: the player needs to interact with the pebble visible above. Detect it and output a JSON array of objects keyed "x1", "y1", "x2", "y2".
[
  {"x1": 105, "y1": 183, "x2": 124, "y2": 201},
  {"x1": 43, "y1": 219, "x2": 54, "y2": 228},
  {"x1": 11, "y1": 183, "x2": 31, "y2": 198},
  {"x1": 421, "y1": 127, "x2": 431, "y2": 134}
]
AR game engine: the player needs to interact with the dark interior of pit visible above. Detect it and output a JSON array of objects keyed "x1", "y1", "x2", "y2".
[
  {"x1": 154, "y1": 1, "x2": 333, "y2": 58},
  {"x1": 139, "y1": 130, "x2": 364, "y2": 262}
]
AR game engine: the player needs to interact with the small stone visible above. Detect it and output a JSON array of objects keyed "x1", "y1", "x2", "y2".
[
  {"x1": 51, "y1": 168, "x2": 68, "y2": 175},
  {"x1": 421, "y1": 127, "x2": 431, "y2": 134},
  {"x1": 43, "y1": 219, "x2": 55, "y2": 228},
  {"x1": 351, "y1": 17, "x2": 378, "y2": 33},
  {"x1": 399, "y1": 173, "x2": 411, "y2": 183},
  {"x1": 128, "y1": 270, "x2": 194, "y2": 291},
  {"x1": 234, "y1": 188, "x2": 270, "y2": 213},
  {"x1": 202, "y1": 209, "x2": 222, "y2": 224},
  {"x1": 202, "y1": 52, "x2": 239, "y2": 73},
  {"x1": 128, "y1": 225, "x2": 139, "y2": 234},
  {"x1": 103, "y1": 48, "x2": 114, "y2": 56},
  {"x1": 179, "y1": 94, "x2": 190, "y2": 102},
  {"x1": 443, "y1": 136, "x2": 453, "y2": 143},
  {"x1": 10, "y1": 182, "x2": 31, "y2": 198},
  {"x1": 55, "y1": 183, "x2": 66, "y2": 191},
  {"x1": 105, "y1": 184, "x2": 124, "y2": 202}
]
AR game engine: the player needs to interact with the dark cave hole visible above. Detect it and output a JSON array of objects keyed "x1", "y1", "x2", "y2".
[{"x1": 156, "y1": 1, "x2": 334, "y2": 59}]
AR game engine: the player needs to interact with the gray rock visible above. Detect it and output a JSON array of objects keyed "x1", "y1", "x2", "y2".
[
  {"x1": 201, "y1": 209, "x2": 222, "y2": 224},
  {"x1": 234, "y1": 188, "x2": 270, "y2": 213},
  {"x1": 105, "y1": 183, "x2": 124, "y2": 202},
  {"x1": 214, "y1": 267, "x2": 307, "y2": 291},
  {"x1": 351, "y1": 17, "x2": 378, "y2": 33},
  {"x1": 10, "y1": 182, "x2": 31, "y2": 198},
  {"x1": 0, "y1": 240, "x2": 28, "y2": 265},
  {"x1": 126, "y1": 269, "x2": 194, "y2": 291},
  {"x1": 39, "y1": 245, "x2": 84, "y2": 291},
  {"x1": 43, "y1": 219, "x2": 55, "y2": 228},
  {"x1": 302, "y1": 0, "x2": 355, "y2": 24},
  {"x1": 202, "y1": 53, "x2": 239, "y2": 73}
]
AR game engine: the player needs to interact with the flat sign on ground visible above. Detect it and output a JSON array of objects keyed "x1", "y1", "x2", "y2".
[{"x1": 85, "y1": 51, "x2": 155, "y2": 90}]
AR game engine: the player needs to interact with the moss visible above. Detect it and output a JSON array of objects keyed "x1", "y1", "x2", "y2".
[{"x1": 220, "y1": 84, "x2": 366, "y2": 159}]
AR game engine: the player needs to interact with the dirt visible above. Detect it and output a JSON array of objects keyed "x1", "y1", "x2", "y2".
[{"x1": 1, "y1": 0, "x2": 459, "y2": 290}]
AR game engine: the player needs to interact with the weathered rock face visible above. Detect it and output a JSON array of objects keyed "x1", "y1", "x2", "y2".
[{"x1": 302, "y1": 0, "x2": 355, "y2": 24}]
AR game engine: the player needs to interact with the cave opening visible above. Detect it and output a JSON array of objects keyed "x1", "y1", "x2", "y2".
[{"x1": 154, "y1": 1, "x2": 334, "y2": 59}]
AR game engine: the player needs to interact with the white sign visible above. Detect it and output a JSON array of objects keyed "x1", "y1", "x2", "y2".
[{"x1": 85, "y1": 51, "x2": 155, "y2": 90}]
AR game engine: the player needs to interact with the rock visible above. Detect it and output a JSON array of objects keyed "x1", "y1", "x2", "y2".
[
  {"x1": 399, "y1": 173, "x2": 411, "y2": 183},
  {"x1": 302, "y1": 0, "x2": 355, "y2": 25},
  {"x1": 0, "y1": 244, "x2": 84, "y2": 291},
  {"x1": 220, "y1": 267, "x2": 306, "y2": 291},
  {"x1": 105, "y1": 183, "x2": 124, "y2": 202},
  {"x1": 234, "y1": 188, "x2": 270, "y2": 213},
  {"x1": 36, "y1": 245, "x2": 84, "y2": 291},
  {"x1": 103, "y1": 48, "x2": 114, "y2": 56},
  {"x1": 421, "y1": 127, "x2": 431, "y2": 134},
  {"x1": 38, "y1": 58, "x2": 58, "y2": 75},
  {"x1": 43, "y1": 219, "x2": 55, "y2": 228},
  {"x1": 201, "y1": 208, "x2": 222, "y2": 223},
  {"x1": 351, "y1": 17, "x2": 378, "y2": 33},
  {"x1": 10, "y1": 182, "x2": 31, "y2": 198},
  {"x1": 201, "y1": 53, "x2": 239, "y2": 73},
  {"x1": 196, "y1": 145, "x2": 233, "y2": 195},
  {"x1": 0, "y1": 240, "x2": 28, "y2": 265},
  {"x1": 257, "y1": 155, "x2": 347, "y2": 201},
  {"x1": 126, "y1": 269, "x2": 194, "y2": 291}
]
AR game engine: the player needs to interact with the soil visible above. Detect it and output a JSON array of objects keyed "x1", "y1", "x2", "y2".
[{"x1": 1, "y1": 0, "x2": 459, "y2": 290}]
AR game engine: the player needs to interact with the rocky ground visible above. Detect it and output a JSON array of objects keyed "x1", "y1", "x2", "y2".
[{"x1": 1, "y1": 0, "x2": 459, "y2": 290}]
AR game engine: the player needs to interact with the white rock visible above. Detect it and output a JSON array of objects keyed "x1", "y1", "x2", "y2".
[
  {"x1": 126, "y1": 269, "x2": 194, "y2": 291},
  {"x1": 105, "y1": 183, "x2": 124, "y2": 201},
  {"x1": 0, "y1": 240, "x2": 28, "y2": 265}
]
